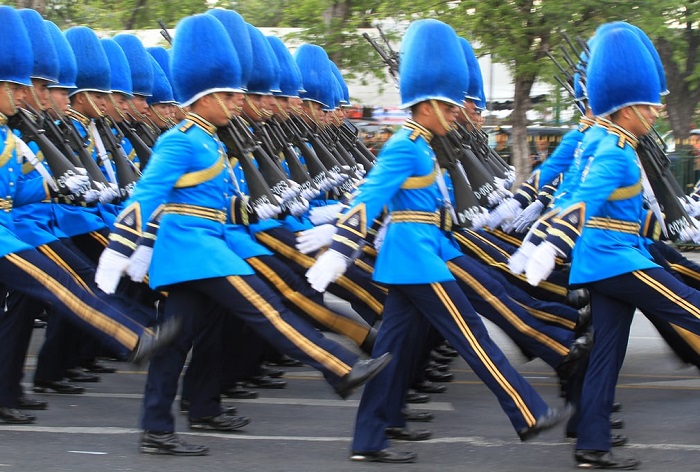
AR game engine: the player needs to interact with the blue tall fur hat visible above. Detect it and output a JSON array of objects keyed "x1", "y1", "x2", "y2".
[
  {"x1": 295, "y1": 44, "x2": 333, "y2": 108},
  {"x1": 0, "y1": 6, "x2": 34, "y2": 87},
  {"x1": 246, "y1": 24, "x2": 281, "y2": 94},
  {"x1": 459, "y1": 37, "x2": 482, "y2": 102},
  {"x1": 113, "y1": 34, "x2": 153, "y2": 97},
  {"x1": 399, "y1": 19, "x2": 469, "y2": 109},
  {"x1": 19, "y1": 9, "x2": 59, "y2": 84},
  {"x1": 587, "y1": 27, "x2": 661, "y2": 117},
  {"x1": 593, "y1": 22, "x2": 667, "y2": 96},
  {"x1": 266, "y1": 36, "x2": 304, "y2": 97},
  {"x1": 147, "y1": 47, "x2": 172, "y2": 84},
  {"x1": 329, "y1": 61, "x2": 350, "y2": 105},
  {"x1": 64, "y1": 26, "x2": 111, "y2": 96},
  {"x1": 45, "y1": 21, "x2": 77, "y2": 90},
  {"x1": 147, "y1": 56, "x2": 174, "y2": 105},
  {"x1": 101, "y1": 38, "x2": 133, "y2": 97},
  {"x1": 170, "y1": 14, "x2": 244, "y2": 107},
  {"x1": 206, "y1": 9, "x2": 252, "y2": 89}
]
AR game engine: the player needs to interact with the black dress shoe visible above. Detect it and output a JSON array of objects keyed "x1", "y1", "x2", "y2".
[
  {"x1": 430, "y1": 351, "x2": 454, "y2": 364},
  {"x1": 179, "y1": 400, "x2": 237, "y2": 417},
  {"x1": 385, "y1": 427, "x2": 432, "y2": 441},
  {"x1": 518, "y1": 405, "x2": 573, "y2": 441},
  {"x1": 266, "y1": 354, "x2": 303, "y2": 367},
  {"x1": 81, "y1": 361, "x2": 117, "y2": 374},
  {"x1": 566, "y1": 432, "x2": 628, "y2": 447},
  {"x1": 566, "y1": 288, "x2": 590, "y2": 309},
  {"x1": 557, "y1": 331, "x2": 594, "y2": 379},
  {"x1": 405, "y1": 391, "x2": 431, "y2": 404},
  {"x1": 350, "y1": 448, "x2": 417, "y2": 463},
  {"x1": 575, "y1": 305, "x2": 592, "y2": 337},
  {"x1": 34, "y1": 380, "x2": 85, "y2": 394},
  {"x1": 427, "y1": 360, "x2": 450, "y2": 373},
  {"x1": 130, "y1": 316, "x2": 182, "y2": 366},
  {"x1": 434, "y1": 344, "x2": 458, "y2": 358},
  {"x1": 16, "y1": 395, "x2": 47, "y2": 410},
  {"x1": 242, "y1": 375, "x2": 287, "y2": 389},
  {"x1": 403, "y1": 409, "x2": 434, "y2": 422},
  {"x1": 359, "y1": 328, "x2": 378, "y2": 355},
  {"x1": 610, "y1": 418, "x2": 624, "y2": 429},
  {"x1": 0, "y1": 407, "x2": 36, "y2": 424},
  {"x1": 412, "y1": 380, "x2": 447, "y2": 394},
  {"x1": 66, "y1": 368, "x2": 100, "y2": 383},
  {"x1": 258, "y1": 365, "x2": 285, "y2": 378},
  {"x1": 33, "y1": 319, "x2": 48, "y2": 329},
  {"x1": 335, "y1": 352, "x2": 392, "y2": 399},
  {"x1": 612, "y1": 402, "x2": 622, "y2": 413},
  {"x1": 189, "y1": 413, "x2": 251, "y2": 431},
  {"x1": 139, "y1": 431, "x2": 209, "y2": 456},
  {"x1": 222, "y1": 385, "x2": 258, "y2": 399},
  {"x1": 574, "y1": 450, "x2": 640, "y2": 469},
  {"x1": 425, "y1": 369, "x2": 454, "y2": 383}
]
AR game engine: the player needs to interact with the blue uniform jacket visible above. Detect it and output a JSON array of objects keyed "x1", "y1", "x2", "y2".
[
  {"x1": 330, "y1": 120, "x2": 462, "y2": 284},
  {"x1": 119, "y1": 115, "x2": 254, "y2": 289}
]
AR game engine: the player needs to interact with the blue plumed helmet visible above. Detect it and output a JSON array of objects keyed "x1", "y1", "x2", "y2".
[
  {"x1": 100, "y1": 38, "x2": 133, "y2": 97},
  {"x1": 587, "y1": 27, "x2": 661, "y2": 117},
  {"x1": 19, "y1": 9, "x2": 59, "y2": 84},
  {"x1": 246, "y1": 24, "x2": 281, "y2": 94},
  {"x1": 147, "y1": 56, "x2": 175, "y2": 105},
  {"x1": 329, "y1": 61, "x2": 350, "y2": 105},
  {"x1": 170, "y1": 14, "x2": 244, "y2": 107},
  {"x1": 459, "y1": 38, "x2": 482, "y2": 102},
  {"x1": 267, "y1": 36, "x2": 304, "y2": 97},
  {"x1": 64, "y1": 26, "x2": 111, "y2": 96},
  {"x1": 399, "y1": 19, "x2": 469, "y2": 109},
  {"x1": 45, "y1": 21, "x2": 77, "y2": 90},
  {"x1": 593, "y1": 22, "x2": 667, "y2": 96},
  {"x1": 0, "y1": 6, "x2": 33, "y2": 86},
  {"x1": 476, "y1": 89, "x2": 487, "y2": 111},
  {"x1": 206, "y1": 9, "x2": 253, "y2": 90},
  {"x1": 113, "y1": 34, "x2": 153, "y2": 97},
  {"x1": 295, "y1": 44, "x2": 333, "y2": 108},
  {"x1": 147, "y1": 47, "x2": 173, "y2": 84}
]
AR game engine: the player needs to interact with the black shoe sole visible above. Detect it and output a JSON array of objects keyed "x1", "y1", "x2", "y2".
[{"x1": 139, "y1": 446, "x2": 209, "y2": 456}]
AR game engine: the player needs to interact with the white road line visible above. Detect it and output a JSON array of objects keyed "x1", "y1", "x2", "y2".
[{"x1": 1, "y1": 426, "x2": 699, "y2": 452}]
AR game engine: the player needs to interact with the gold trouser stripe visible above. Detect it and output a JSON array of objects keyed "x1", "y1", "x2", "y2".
[
  {"x1": 353, "y1": 257, "x2": 374, "y2": 275},
  {"x1": 447, "y1": 261, "x2": 569, "y2": 356},
  {"x1": 670, "y1": 324, "x2": 700, "y2": 356},
  {"x1": 633, "y1": 271, "x2": 700, "y2": 320},
  {"x1": 431, "y1": 282, "x2": 537, "y2": 426},
  {"x1": 6, "y1": 253, "x2": 138, "y2": 349},
  {"x1": 667, "y1": 263, "x2": 700, "y2": 284},
  {"x1": 514, "y1": 300, "x2": 577, "y2": 331},
  {"x1": 247, "y1": 257, "x2": 371, "y2": 346},
  {"x1": 255, "y1": 231, "x2": 386, "y2": 314},
  {"x1": 225, "y1": 275, "x2": 351, "y2": 377},
  {"x1": 453, "y1": 232, "x2": 568, "y2": 298},
  {"x1": 485, "y1": 228, "x2": 523, "y2": 248},
  {"x1": 38, "y1": 245, "x2": 93, "y2": 295},
  {"x1": 90, "y1": 230, "x2": 109, "y2": 248}
]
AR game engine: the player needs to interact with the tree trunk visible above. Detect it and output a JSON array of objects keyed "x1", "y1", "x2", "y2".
[
  {"x1": 323, "y1": 1, "x2": 350, "y2": 64},
  {"x1": 511, "y1": 73, "x2": 535, "y2": 187},
  {"x1": 17, "y1": 0, "x2": 46, "y2": 14},
  {"x1": 126, "y1": 0, "x2": 149, "y2": 30}
]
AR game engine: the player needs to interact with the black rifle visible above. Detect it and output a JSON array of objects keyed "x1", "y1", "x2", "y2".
[{"x1": 362, "y1": 25, "x2": 399, "y2": 86}]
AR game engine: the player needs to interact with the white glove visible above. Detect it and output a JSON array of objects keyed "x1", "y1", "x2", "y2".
[
  {"x1": 98, "y1": 183, "x2": 120, "y2": 204},
  {"x1": 63, "y1": 173, "x2": 91, "y2": 195},
  {"x1": 126, "y1": 245, "x2": 153, "y2": 282},
  {"x1": 317, "y1": 175, "x2": 335, "y2": 192},
  {"x1": 487, "y1": 198, "x2": 522, "y2": 229},
  {"x1": 252, "y1": 200, "x2": 282, "y2": 220},
  {"x1": 510, "y1": 200, "x2": 545, "y2": 233},
  {"x1": 309, "y1": 203, "x2": 344, "y2": 225},
  {"x1": 83, "y1": 189, "x2": 100, "y2": 204},
  {"x1": 328, "y1": 170, "x2": 348, "y2": 186},
  {"x1": 305, "y1": 249, "x2": 349, "y2": 292},
  {"x1": 469, "y1": 206, "x2": 491, "y2": 230},
  {"x1": 525, "y1": 242, "x2": 561, "y2": 286},
  {"x1": 296, "y1": 224, "x2": 337, "y2": 254},
  {"x1": 508, "y1": 240, "x2": 537, "y2": 275},
  {"x1": 300, "y1": 182, "x2": 320, "y2": 201},
  {"x1": 356, "y1": 163, "x2": 366, "y2": 178},
  {"x1": 287, "y1": 196, "x2": 310, "y2": 217},
  {"x1": 95, "y1": 248, "x2": 130, "y2": 294}
]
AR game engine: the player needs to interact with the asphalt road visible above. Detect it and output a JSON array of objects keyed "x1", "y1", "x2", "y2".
[{"x1": 2, "y1": 254, "x2": 700, "y2": 472}]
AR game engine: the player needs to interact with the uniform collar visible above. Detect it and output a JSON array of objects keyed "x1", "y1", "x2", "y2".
[
  {"x1": 186, "y1": 113, "x2": 217, "y2": 136},
  {"x1": 607, "y1": 121, "x2": 639, "y2": 149},
  {"x1": 66, "y1": 108, "x2": 91, "y2": 127},
  {"x1": 404, "y1": 119, "x2": 433, "y2": 143}
]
